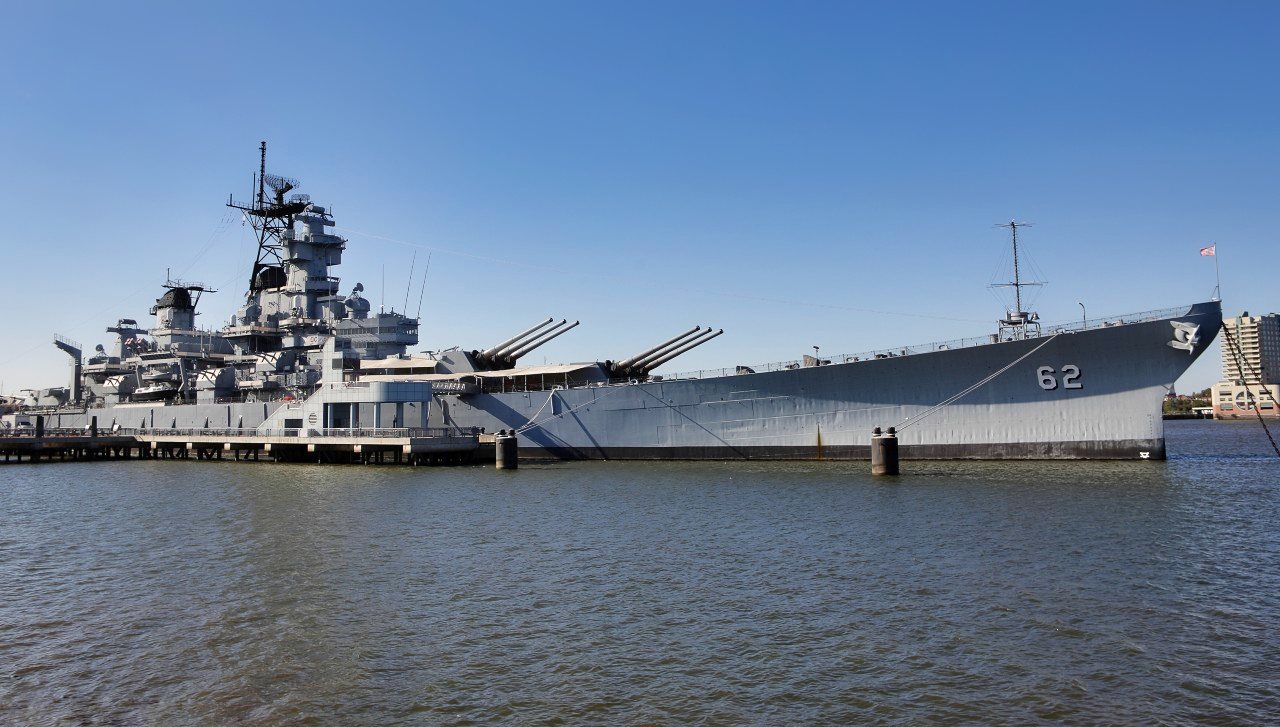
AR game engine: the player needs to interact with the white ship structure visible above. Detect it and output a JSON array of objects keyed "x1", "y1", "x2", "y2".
[{"x1": 8, "y1": 146, "x2": 1221, "y2": 460}]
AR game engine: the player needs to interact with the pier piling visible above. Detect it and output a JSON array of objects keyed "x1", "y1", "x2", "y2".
[
  {"x1": 871, "y1": 427, "x2": 899, "y2": 476},
  {"x1": 495, "y1": 431, "x2": 518, "y2": 470}
]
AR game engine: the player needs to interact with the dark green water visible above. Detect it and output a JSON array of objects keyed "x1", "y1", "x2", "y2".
[{"x1": 2, "y1": 420, "x2": 1278, "y2": 724}]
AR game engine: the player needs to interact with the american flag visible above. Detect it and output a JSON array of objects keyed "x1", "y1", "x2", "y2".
[{"x1": 1200, "y1": 245, "x2": 1216, "y2": 257}]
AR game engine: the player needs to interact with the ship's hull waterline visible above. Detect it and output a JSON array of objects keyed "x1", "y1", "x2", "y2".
[
  {"x1": 433, "y1": 302, "x2": 1220, "y2": 461},
  {"x1": 39, "y1": 302, "x2": 1220, "y2": 461}
]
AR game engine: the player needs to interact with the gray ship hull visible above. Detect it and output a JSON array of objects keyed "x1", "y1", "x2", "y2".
[
  {"x1": 433, "y1": 302, "x2": 1221, "y2": 460},
  {"x1": 38, "y1": 302, "x2": 1219, "y2": 461}
]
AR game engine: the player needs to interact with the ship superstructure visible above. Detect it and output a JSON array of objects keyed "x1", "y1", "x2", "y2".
[
  {"x1": 6, "y1": 146, "x2": 1222, "y2": 459},
  {"x1": 35, "y1": 145, "x2": 418, "y2": 415}
]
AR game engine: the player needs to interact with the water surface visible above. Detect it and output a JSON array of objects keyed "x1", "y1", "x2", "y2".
[{"x1": 2, "y1": 420, "x2": 1278, "y2": 724}]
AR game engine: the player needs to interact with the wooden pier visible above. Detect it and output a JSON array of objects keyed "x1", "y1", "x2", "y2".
[
  {"x1": 1, "y1": 426, "x2": 485, "y2": 466},
  {"x1": 0, "y1": 432, "x2": 143, "y2": 463}
]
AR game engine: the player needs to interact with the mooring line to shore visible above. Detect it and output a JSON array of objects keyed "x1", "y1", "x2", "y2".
[{"x1": 1220, "y1": 325, "x2": 1280, "y2": 459}]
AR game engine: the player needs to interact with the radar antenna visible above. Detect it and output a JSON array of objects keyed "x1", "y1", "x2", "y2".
[{"x1": 263, "y1": 173, "x2": 298, "y2": 199}]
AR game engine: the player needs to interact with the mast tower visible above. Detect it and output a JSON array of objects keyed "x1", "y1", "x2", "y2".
[
  {"x1": 227, "y1": 141, "x2": 309, "y2": 294},
  {"x1": 992, "y1": 220, "x2": 1045, "y2": 340}
]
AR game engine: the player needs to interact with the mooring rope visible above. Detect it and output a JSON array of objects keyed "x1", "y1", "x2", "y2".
[
  {"x1": 517, "y1": 384, "x2": 630, "y2": 435},
  {"x1": 896, "y1": 333, "x2": 1062, "y2": 432},
  {"x1": 518, "y1": 389, "x2": 558, "y2": 432},
  {"x1": 1219, "y1": 324, "x2": 1280, "y2": 459}
]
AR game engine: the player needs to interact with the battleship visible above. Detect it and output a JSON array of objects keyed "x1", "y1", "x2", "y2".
[{"x1": 4, "y1": 145, "x2": 1222, "y2": 460}]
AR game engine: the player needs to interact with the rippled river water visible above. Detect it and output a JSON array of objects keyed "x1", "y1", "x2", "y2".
[{"x1": 3, "y1": 420, "x2": 1279, "y2": 724}]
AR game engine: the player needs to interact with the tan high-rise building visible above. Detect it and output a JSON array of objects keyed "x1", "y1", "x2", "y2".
[{"x1": 1212, "y1": 312, "x2": 1280, "y2": 418}]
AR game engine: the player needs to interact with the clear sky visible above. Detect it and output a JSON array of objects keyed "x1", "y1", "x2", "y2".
[{"x1": 1, "y1": 1, "x2": 1276, "y2": 394}]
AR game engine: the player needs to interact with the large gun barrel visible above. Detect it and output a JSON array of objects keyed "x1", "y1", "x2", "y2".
[
  {"x1": 613, "y1": 326, "x2": 702, "y2": 374},
  {"x1": 640, "y1": 328, "x2": 724, "y2": 373},
  {"x1": 482, "y1": 317, "x2": 555, "y2": 359},
  {"x1": 503, "y1": 319, "x2": 580, "y2": 362},
  {"x1": 628, "y1": 326, "x2": 714, "y2": 372}
]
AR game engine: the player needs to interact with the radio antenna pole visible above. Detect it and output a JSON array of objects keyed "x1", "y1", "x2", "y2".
[
  {"x1": 998, "y1": 220, "x2": 1030, "y2": 315},
  {"x1": 415, "y1": 253, "x2": 432, "y2": 318},
  {"x1": 402, "y1": 251, "x2": 416, "y2": 313},
  {"x1": 257, "y1": 141, "x2": 266, "y2": 208}
]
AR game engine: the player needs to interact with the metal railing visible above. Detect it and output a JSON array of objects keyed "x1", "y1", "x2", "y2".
[
  {"x1": 1, "y1": 426, "x2": 481, "y2": 439},
  {"x1": 420, "y1": 303, "x2": 1199, "y2": 395},
  {"x1": 120, "y1": 426, "x2": 481, "y2": 439},
  {"x1": 0, "y1": 427, "x2": 132, "y2": 438},
  {"x1": 652, "y1": 304, "x2": 1195, "y2": 382}
]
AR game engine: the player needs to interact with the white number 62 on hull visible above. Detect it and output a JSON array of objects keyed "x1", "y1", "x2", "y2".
[{"x1": 1037, "y1": 365, "x2": 1082, "y2": 390}]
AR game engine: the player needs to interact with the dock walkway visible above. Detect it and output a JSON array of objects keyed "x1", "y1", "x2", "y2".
[{"x1": 1, "y1": 426, "x2": 484, "y2": 465}]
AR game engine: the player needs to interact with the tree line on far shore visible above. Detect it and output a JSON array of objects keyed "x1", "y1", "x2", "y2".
[{"x1": 1164, "y1": 387, "x2": 1213, "y2": 414}]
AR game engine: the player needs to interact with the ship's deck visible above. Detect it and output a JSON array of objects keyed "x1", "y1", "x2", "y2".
[{"x1": 654, "y1": 303, "x2": 1197, "y2": 382}]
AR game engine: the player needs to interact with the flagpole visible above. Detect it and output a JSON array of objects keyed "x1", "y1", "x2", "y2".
[{"x1": 1214, "y1": 246, "x2": 1221, "y2": 301}]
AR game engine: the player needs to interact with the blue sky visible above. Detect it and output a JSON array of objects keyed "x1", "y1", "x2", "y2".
[{"x1": 1, "y1": 1, "x2": 1275, "y2": 393}]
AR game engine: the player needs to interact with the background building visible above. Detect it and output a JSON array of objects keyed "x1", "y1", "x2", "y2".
[{"x1": 1213, "y1": 312, "x2": 1280, "y2": 418}]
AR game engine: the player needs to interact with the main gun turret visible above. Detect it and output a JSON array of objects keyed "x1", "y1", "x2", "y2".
[
  {"x1": 611, "y1": 326, "x2": 724, "y2": 377},
  {"x1": 474, "y1": 318, "x2": 580, "y2": 370}
]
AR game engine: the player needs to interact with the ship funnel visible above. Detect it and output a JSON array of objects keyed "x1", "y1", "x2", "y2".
[
  {"x1": 612, "y1": 326, "x2": 702, "y2": 375},
  {"x1": 482, "y1": 317, "x2": 555, "y2": 361},
  {"x1": 640, "y1": 328, "x2": 724, "y2": 373},
  {"x1": 502, "y1": 320, "x2": 580, "y2": 362}
]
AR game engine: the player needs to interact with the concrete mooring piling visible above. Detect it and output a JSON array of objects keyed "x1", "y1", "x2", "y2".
[
  {"x1": 495, "y1": 431, "x2": 518, "y2": 470},
  {"x1": 871, "y1": 426, "x2": 899, "y2": 476}
]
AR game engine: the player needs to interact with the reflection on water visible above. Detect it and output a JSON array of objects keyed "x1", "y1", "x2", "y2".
[{"x1": 2, "y1": 420, "x2": 1278, "y2": 723}]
